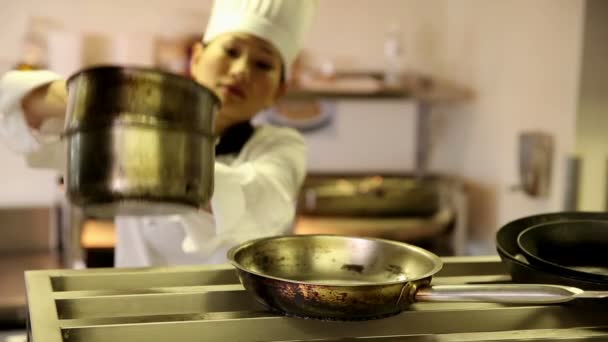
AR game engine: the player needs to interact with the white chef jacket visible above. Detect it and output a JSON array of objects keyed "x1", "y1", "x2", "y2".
[{"x1": 0, "y1": 70, "x2": 307, "y2": 267}]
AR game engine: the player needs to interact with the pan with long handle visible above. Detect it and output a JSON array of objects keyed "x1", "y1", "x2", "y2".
[{"x1": 227, "y1": 235, "x2": 608, "y2": 321}]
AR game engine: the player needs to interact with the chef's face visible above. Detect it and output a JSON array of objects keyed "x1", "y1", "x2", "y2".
[{"x1": 190, "y1": 32, "x2": 286, "y2": 130}]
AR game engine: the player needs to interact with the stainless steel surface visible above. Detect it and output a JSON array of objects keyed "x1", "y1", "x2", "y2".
[
  {"x1": 25, "y1": 256, "x2": 608, "y2": 342},
  {"x1": 295, "y1": 174, "x2": 467, "y2": 256},
  {"x1": 298, "y1": 175, "x2": 441, "y2": 217},
  {"x1": 229, "y1": 235, "x2": 442, "y2": 284},
  {"x1": 294, "y1": 207, "x2": 454, "y2": 241},
  {"x1": 228, "y1": 235, "x2": 440, "y2": 320},
  {"x1": 414, "y1": 284, "x2": 602, "y2": 303},
  {"x1": 64, "y1": 66, "x2": 220, "y2": 218}
]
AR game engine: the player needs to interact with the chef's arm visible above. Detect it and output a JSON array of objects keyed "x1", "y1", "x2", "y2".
[
  {"x1": 181, "y1": 128, "x2": 307, "y2": 256},
  {"x1": 22, "y1": 79, "x2": 67, "y2": 129},
  {"x1": 0, "y1": 70, "x2": 65, "y2": 154}
]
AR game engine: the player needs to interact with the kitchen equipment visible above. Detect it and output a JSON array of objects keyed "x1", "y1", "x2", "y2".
[
  {"x1": 24, "y1": 256, "x2": 608, "y2": 342},
  {"x1": 227, "y1": 234, "x2": 608, "y2": 321},
  {"x1": 64, "y1": 65, "x2": 220, "y2": 218},
  {"x1": 496, "y1": 211, "x2": 608, "y2": 290},
  {"x1": 294, "y1": 207, "x2": 454, "y2": 242},
  {"x1": 298, "y1": 175, "x2": 441, "y2": 217},
  {"x1": 516, "y1": 131, "x2": 554, "y2": 198},
  {"x1": 517, "y1": 220, "x2": 608, "y2": 282},
  {"x1": 294, "y1": 173, "x2": 467, "y2": 256}
]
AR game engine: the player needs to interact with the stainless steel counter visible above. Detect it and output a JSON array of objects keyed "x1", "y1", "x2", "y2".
[{"x1": 25, "y1": 256, "x2": 608, "y2": 341}]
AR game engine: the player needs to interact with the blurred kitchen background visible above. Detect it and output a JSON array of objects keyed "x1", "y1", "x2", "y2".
[{"x1": 0, "y1": 0, "x2": 607, "y2": 337}]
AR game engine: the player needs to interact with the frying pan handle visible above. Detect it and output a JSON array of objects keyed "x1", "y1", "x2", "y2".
[{"x1": 413, "y1": 284, "x2": 603, "y2": 304}]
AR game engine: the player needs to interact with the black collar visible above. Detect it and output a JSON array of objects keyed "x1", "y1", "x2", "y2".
[{"x1": 215, "y1": 121, "x2": 255, "y2": 156}]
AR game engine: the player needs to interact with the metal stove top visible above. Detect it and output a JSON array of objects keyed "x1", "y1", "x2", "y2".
[{"x1": 25, "y1": 256, "x2": 608, "y2": 342}]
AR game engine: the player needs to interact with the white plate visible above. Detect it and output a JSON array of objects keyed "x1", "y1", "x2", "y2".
[{"x1": 263, "y1": 99, "x2": 335, "y2": 132}]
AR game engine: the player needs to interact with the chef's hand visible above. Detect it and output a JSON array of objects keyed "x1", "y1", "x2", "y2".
[{"x1": 21, "y1": 79, "x2": 68, "y2": 129}]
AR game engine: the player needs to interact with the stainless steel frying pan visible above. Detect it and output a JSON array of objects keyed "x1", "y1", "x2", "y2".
[{"x1": 228, "y1": 235, "x2": 608, "y2": 321}]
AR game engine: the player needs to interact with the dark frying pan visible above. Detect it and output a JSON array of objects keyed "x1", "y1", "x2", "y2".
[
  {"x1": 496, "y1": 211, "x2": 608, "y2": 290},
  {"x1": 228, "y1": 234, "x2": 608, "y2": 321},
  {"x1": 517, "y1": 220, "x2": 608, "y2": 282}
]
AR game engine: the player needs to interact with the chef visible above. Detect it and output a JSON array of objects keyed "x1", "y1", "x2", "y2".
[{"x1": 0, "y1": 0, "x2": 318, "y2": 266}]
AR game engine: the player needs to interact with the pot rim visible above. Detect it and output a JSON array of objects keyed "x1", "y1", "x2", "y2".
[{"x1": 67, "y1": 64, "x2": 222, "y2": 107}]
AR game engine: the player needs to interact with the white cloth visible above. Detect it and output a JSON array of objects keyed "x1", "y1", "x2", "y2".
[
  {"x1": 0, "y1": 70, "x2": 67, "y2": 169},
  {"x1": 0, "y1": 70, "x2": 307, "y2": 267},
  {"x1": 203, "y1": 0, "x2": 318, "y2": 78}
]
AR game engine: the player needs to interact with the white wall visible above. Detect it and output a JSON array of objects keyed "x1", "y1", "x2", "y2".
[
  {"x1": 303, "y1": 100, "x2": 417, "y2": 173},
  {"x1": 427, "y1": 1, "x2": 585, "y2": 252},
  {"x1": 0, "y1": 1, "x2": 586, "y2": 254}
]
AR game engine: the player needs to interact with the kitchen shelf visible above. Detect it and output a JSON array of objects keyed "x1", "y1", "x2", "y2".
[
  {"x1": 285, "y1": 72, "x2": 473, "y2": 103},
  {"x1": 281, "y1": 72, "x2": 473, "y2": 178}
]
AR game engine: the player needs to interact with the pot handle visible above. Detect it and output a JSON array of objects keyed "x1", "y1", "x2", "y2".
[{"x1": 413, "y1": 284, "x2": 608, "y2": 304}]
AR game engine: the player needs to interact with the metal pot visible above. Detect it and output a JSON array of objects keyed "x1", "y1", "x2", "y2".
[
  {"x1": 64, "y1": 66, "x2": 220, "y2": 218},
  {"x1": 228, "y1": 234, "x2": 608, "y2": 321}
]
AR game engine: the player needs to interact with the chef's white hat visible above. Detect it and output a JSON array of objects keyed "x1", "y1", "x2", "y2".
[{"x1": 203, "y1": 0, "x2": 318, "y2": 79}]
